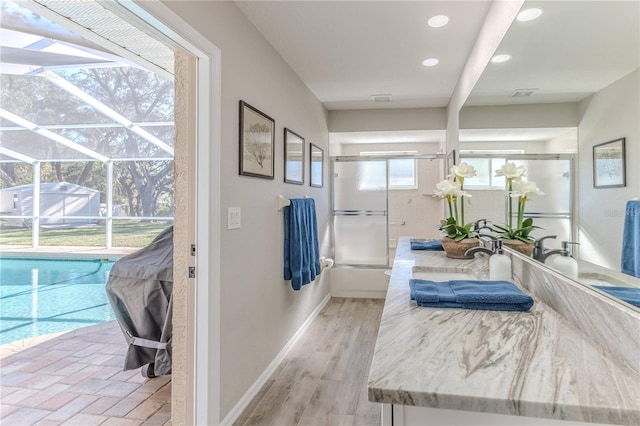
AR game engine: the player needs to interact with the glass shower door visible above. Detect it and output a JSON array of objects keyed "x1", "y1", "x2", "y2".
[
  {"x1": 332, "y1": 158, "x2": 388, "y2": 266},
  {"x1": 517, "y1": 155, "x2": 574, "y2": 251},
  {"x1": 461, "y1": 153, "x2": 574, "y2": 252}
]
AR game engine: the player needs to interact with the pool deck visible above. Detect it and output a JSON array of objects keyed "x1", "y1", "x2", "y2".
[
  {"x1": 0, "y1": 321, "x2": 171, "y2": 425},
  {"x1": 1, "y1": 245, "x2": 171, "y2": 424},
  {"x1": 0, "y1": 246, "x2": 138, "y2": 261}
]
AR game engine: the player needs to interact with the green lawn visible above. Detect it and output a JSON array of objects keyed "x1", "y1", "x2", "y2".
[{"x1": 0, "y1": 220, "x2": 172, "y2": 248}]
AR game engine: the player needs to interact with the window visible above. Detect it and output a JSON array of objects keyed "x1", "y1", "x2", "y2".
[
  {"x1": 360, "y1": 151, "x2": 418, "y2": 190},
  {"x1": 460, "y1": 151, "x2": 525, "y2": 189}
]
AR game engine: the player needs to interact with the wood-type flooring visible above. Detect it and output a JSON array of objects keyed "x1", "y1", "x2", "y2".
[{"x1": 234, "y1": 297, "x2": 385, "y2": 426}]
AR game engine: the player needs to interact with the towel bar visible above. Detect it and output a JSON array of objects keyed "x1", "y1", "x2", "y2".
[
  {"x1": 278, "y1": 195, "x2": 291, "y2": 211},
  {"x1": 278, "y1": 194, "x2": 310, "y2": 211}
]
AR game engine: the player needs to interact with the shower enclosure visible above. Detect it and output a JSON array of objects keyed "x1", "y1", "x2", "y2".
[
  {"x1": 331, "y1": 155, "x2": 446, "y2": 267},
  {"x1": 460, "y1": 153, "x2": 575, "y2": 253},
  {"x1": 330, "y1": 153, "x2": 576, "y2": 268}
]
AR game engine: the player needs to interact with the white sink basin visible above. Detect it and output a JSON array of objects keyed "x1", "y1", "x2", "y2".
[{"x1": 412, "y1": 269, "x2": 476, "y2": 282}]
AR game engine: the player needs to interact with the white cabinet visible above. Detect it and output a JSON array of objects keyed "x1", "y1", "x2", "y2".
[{"x1": 381, "y1": 404, "x2": 611, "y2": 426}]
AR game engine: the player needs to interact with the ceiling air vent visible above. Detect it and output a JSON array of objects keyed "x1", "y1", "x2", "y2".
[
  {"x1": 371, "y1": 94, "x2": 392, "y2": 103},
  {"x1": 510, "y1": 88, "x2": 538, "y2": 98}
]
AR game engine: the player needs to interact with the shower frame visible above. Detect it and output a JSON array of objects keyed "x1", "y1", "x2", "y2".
[
  {"x1": 330, "y1": 154, "x2": 446, "y2": 268},
  {"x1": 459, "y1": 152, "x2": 576, "y2": 254}
]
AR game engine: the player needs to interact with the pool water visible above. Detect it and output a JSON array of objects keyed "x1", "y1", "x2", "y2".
[{"x1": 0, "y1": 258, "x2": 116, "y2": 345}]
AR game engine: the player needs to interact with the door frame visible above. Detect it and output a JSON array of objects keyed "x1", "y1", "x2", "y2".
[{"x1": 116, "y1": 2, "x2": 221, "y2": 424}]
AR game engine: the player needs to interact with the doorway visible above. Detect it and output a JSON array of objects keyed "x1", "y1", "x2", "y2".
[{"x1": 2, "y1": 1, "x2": 222, "y2": 424}]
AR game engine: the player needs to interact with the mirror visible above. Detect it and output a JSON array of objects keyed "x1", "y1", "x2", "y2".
[
  {"x1": 284, "y1": 128, "x2": 304, "y2": 185},
  {"x1": 460, "y1": 0, "x2": 640, "y2": 308},
  {"x1": 310, "y1": 143, "x2": 324, "y2": 188}
]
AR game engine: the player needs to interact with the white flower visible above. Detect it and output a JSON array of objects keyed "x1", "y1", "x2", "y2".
[
  {"x1": 433, "y1": 179, "x2": 459, "y2": 198},
  {"x1": 495, "y1": 162, "x2": 526, "y2": 180},
  {"x1": 433, "y1": 180, "x2": 472, "y2": 199},
  {"x1": 449, "y1": 162, "x2": 477, "y2": 179},
  {"x1": 510, "y1": 179, "x2": 544, "y2": 199}
]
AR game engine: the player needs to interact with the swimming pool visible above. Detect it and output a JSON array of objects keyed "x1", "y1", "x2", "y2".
[{"x1": 0, "y1": 258, "x2": 116, "y2": 345}]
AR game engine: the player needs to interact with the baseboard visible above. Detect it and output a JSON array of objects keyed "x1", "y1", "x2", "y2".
[
  {"x1": 220, "y1": 292, "x2": 331, "y2": 426},
  {"x1": 331, "y1": 289, "x2": 387, "y2": 299}
]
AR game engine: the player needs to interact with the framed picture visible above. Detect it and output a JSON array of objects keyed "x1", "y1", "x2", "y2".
[
  {"x1": 446, "y1": 149, "x2": 456, "y2": 177},
  {"x1": 593, "y1": 138, "x2": 626, "y2": 188},
  {"x1": 239, "y1": 101, "x2": 275, "y2": 179},
  {"x1": 310, "y1": 143, "x2": 324, "y2": 188},
  {"x1": 284, "y1": 128, "x2": 304, "y2": 184}
]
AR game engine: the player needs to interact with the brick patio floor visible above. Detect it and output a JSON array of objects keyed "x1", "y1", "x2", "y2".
[{"x1": 0, "y1": 321, "x2": 171, "y2": 425}]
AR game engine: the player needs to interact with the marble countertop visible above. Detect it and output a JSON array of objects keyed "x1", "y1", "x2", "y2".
[{"x1": 367, "y1": 237, "x2": 640, "y2": 425}]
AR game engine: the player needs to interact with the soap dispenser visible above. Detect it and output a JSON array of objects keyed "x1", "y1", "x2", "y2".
[
  {"x1": 489, "y1": 240, "x2": 512, "y2": 281},
  {"x1": 552, "y1": 241, "x2": 579, "y2": 280}
]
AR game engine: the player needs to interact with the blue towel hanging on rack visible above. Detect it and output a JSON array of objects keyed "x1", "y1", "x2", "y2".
[
  {"x1": 621, "y1": 200, "x2": 640, "y2": 278},
  {"x1": 284, "y1": 198, "x2": 321, "y2": 290}
]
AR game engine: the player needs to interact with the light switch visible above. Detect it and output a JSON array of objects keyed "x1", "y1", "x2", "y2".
[{"x1": 228, "y1": 207, "x2": 241, "y2": 230}]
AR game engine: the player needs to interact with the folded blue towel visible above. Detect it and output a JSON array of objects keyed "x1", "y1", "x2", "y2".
[
  {"x1": 410, "y1": 240, "x2": 444, "y2": 251},
  {"x1": 409, "y1": 279, "x2": 534, "y2": 312},
  {"x1": 593, "y1": 285, "x2": 640, "y2": 308},
  {"x1": 284, "y1": 198, "x2": 321, "y2": 291},
  {"x1": 621, "y1": 200, "x2": 640, "y2": 278}
]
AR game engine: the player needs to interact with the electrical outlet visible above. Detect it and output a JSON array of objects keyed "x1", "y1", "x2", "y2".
[{"x1": 228, "y1": 207, "x2": 241, "y2": 230}]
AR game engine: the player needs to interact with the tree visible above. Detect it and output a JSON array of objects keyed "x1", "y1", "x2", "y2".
[
  {"x1": 0, "y1": 67, "x2": 175, "y2": 218},
  {"x1": 245, "y1": 123, "x2": 271, "y2": 169}
]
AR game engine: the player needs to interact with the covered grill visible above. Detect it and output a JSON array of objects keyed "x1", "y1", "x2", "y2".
[{"x1": 106, "y1": 226, "x2": 173, "y2": 377}]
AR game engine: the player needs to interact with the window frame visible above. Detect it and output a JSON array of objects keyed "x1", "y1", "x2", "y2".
[{"x1": 359, "y1": 151, "x2": 418, "y2": 190}]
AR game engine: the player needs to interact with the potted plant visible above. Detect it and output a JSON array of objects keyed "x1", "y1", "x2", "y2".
[
  {"x1": 433, "y1": 163, "x2": 479, "y2": 258},
  {"x1": 492, "y1": 162, "x2": 544, "y2": 256}
]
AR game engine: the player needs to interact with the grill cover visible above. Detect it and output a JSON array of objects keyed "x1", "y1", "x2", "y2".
[{"x1": 106, "y1": 226, "x2": 173, "y2": 376}]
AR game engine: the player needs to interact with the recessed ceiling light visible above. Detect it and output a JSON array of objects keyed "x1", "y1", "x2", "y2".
[
  {"x1": 517, "y1": 8, "x2": 543, "y2": 22},
  {"x1": 491, "y1": 54, "x2": 511, "y2": 63},
  {"x1": 422, "y1": 58, "x2": 439, "y2": 67},
  {"x1": 428, "y1": 15, "x2": 449, "y2": 28}
]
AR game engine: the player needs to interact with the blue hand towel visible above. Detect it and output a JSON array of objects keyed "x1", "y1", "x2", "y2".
[
  {"x1": 593, "y1": 285, "x2": 640, "y2": 308},
  {"x1": 410, "y1": 240, "x2": 444, "y2": 251},
  {"x1": 621, "y1": 200, "x2": 640, "y2": 278},
  {"x1": 284, "y1": 198, "x2": 321, "y2": 291},
  {"x1": 409, "y1": 279, "x2": 534, "y2": 312}
]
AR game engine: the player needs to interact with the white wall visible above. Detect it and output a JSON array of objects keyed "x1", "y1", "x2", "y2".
[
  {"x1": 328, "y1": 108, "x2": 445, "y2": 133},
  {"x1": 545, "y1": 128, "x2": 578, "y2": 153},
  {"x1": 577, "y1": 69, "x2": 640, "y2": 269},
  {"x1": 162, "y1": 1, "x2": 330, "y2": 418},
  {"x1": 460, "y1": 103, "x2": 578, "y2": 130}
]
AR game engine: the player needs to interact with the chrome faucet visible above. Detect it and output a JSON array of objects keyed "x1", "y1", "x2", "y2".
[
  {"x1": 478, "y1": 233, "x2": 497, "y2": 249},
  {"x1": 538, "y1": 240, "x2": 579, "y2": 263},
  {"x1": 465, "y1": 246, "x2": 495, "y2": 257},
  {"x1": 474, "y1": 219, "x2": 493, "y2": 234},
  {"x1": 465, "y1": 238, "x2": 500, "y2": 258},
  {"x1": 533, "y1": 235, "x2": 557, "y2": 262},
  {"x1": 539, "y1": 248, "x2": 564, "y2": 263}
]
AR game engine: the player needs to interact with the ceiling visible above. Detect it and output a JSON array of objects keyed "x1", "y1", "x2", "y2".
[
  {"x1": 236, "y1": 1, "x2": 492, "y2": 110},
  {"x1": 236, "y1": 0, "x2": 639, "y2": 111},
  {"x1": 466, "y1": 0, "x2": 640, "y2": 106}
]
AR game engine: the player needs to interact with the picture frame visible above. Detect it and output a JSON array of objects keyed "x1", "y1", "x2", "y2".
[
  {"x1": 593, "y1": 137, "x2": 626, "y2": 188},
  {"x1": 284, "y1": 128, "x2": 304, "y2": 185},
  {"x1": 239, "y1": 101, "x2": 275, "y2": 179},
  {"x1": 310, "y1": 143, "x2": 324, "y2": 188}
]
